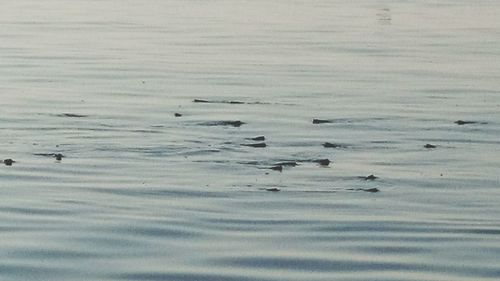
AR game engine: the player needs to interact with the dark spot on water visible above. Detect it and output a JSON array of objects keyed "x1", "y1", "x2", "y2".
[
  {"x1": 34, "y1": 153, "x2": 53, "y2": 157},
  {"x1": 265, "y1": 188, "x2": 280, "y2": 192},
  {"x1": 455, "y1": 120, "x2": 477, "y2": 125},
  {"x1": 270, "y1": 165, "x2": 283, "y2": 172},
  {"x1": 57, "y1": 113, "x2": 88, "y2": 118},
  {"x1": 3, "y1": 159, "x2": 15, "y2": 166},
  {"x1": 2, "y1": 159, "x2": 16, "y2": 166},
  {"x1": 241, "y1": 143, "x2": 266, "y2": 148},
  {"x1": 313, "y1": 118, "x2": 332, "y2": 124},
  {"x1": 314, "y1": 159, "x2": 331, "y2": 166},
  {"x1": 246, "y1": 136, "x2": 265, "y2": 141},
  {"x1": 424, "y1": 144, "x2": 436, "y2": 149},
  {"x1": 238, "y1": 161, "x2": 260, "y2": 165},
  {"x1": 34, "y1": 153, "x2": 65, "y2": 160},
  {"x1": 361, "y1": 174, "x2": 378, "y2": 181},
  {"x1": 174, "y1": 113, "x2": 182, "y2": 117},
  {"x1": 247, "y1": 101, "x2": 273, "y2": 105},
  {"x1": 193, "y1": 99, "x2": 244, "y2": 104},
  {"x1": 323, "y1": 142, "x2": 347, "y2": 148},
  {"x1": 348, "y1": 187, "x2": 380, "y2": 193},
  {"x1": 275, "y1": 161, "x2": 298, "y2": 167},
  {"x1": 377, "y1": 7, "x2": 391, "y2": 24},
  {"x1": 193, "y1": 99, "x2": 271, "y2": 105},
  {"x1": 193, "y1": 99, "x2": 209, "y2": 103},
  {"x1": 199, "y1": 121, "x2": 245, "y2": 127}
]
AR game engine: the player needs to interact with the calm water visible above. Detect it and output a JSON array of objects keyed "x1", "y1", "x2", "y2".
[{"x1": 1, "y1": 1, "x2": 500, "y2": 280}]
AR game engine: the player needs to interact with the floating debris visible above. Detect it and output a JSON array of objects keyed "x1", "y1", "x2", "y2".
[
  {"x1": 246, "y1": 136, "x2": 265, "y2": 141},
  {"x1": 199, "y1": 121, "x2": 246, "y2": 127},
  {"x1": 2, "y1": 159, "x2": 15, "y2": 166},
  {"x1": 424, "y1": 144, "x2": 436, "y2": 149},
  {"x1": 241, "y1": 143, "x2": 267, "y2": 148},
  {"x1": 174, "y1": 113, "x2": 182, "y2": 117},
  {"x1": 313, "y1": 119, "x2": 332, "y2": 124}
]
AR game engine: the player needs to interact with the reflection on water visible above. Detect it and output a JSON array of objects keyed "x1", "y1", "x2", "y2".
[{"x1": 1, "y1": 1, "x2": 500, "y2": 280}]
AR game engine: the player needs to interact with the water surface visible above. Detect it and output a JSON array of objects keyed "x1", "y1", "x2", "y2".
[{"x1": 1, "y1": 1, "x2": 500, "y2": 280}]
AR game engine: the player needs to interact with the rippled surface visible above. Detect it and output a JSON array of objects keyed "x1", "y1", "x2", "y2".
[{"x1": 1, "y1": 1, "x2": 500, "y2": 280}]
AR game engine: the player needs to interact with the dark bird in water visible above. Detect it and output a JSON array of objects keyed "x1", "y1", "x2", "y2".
[
  {"x1": 174, "y1": 113, "x2": 182, "y2": 117},
  {"x1": 54, "y1": 154, "x2": 64, "y2": 161},
  {"x1": 2, "y1": 159, "x2": 15, "y2": 166},
  {"x1": 424, "y1": 144, "x2": 436, "y2": 149},
  {"x1": 265, "y1": 188, "x2": 280, "y2": 192}
]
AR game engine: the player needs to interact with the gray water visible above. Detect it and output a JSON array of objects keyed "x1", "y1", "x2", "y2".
[{"x1": 1, "y1": 1, "x2": 500, "y2": 280}]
